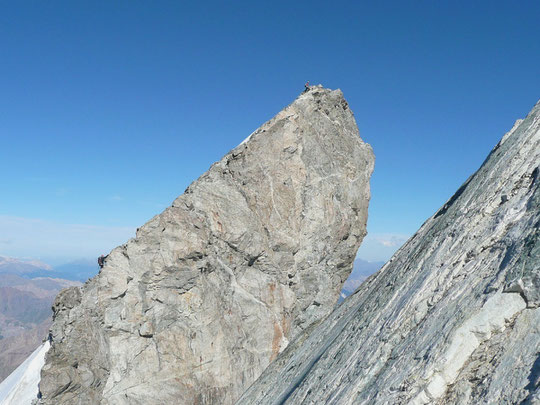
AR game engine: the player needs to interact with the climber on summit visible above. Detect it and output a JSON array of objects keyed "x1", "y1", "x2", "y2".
[
  {"x1": 98, "y1": 254, "x2": 106, "y2": 269},
  {"x1": 304, "y1": 81, "x2": 310, "y2": 92}
]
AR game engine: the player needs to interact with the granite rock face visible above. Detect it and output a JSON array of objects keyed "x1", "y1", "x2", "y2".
[
  {"x1": 38, "y1": 86, "x2": 374, "y2": 405},
  {"x1": 238, "y1": 101, "x2": 540, "y2": 405}
]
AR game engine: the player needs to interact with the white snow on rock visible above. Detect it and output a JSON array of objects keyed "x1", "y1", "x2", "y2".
[{"x1": 0, "y1": 341, "x2": 49, "y2": 405}]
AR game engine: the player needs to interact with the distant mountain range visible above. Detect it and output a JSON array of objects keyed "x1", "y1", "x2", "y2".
[
  {"x1": 339, "y1": 259, "x2": 385, "y2": 301},
  {"x1": 0, "y1": 256, "x2": 99, "y2": 283},
  {"x1": 0, "y1": 257, "x2": 86, "y2": 382},
  {"x1": 0, "y1": 256, "x2": 51, "y2": 275}
]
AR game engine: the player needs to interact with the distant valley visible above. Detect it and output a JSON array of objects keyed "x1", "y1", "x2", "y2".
[{"x1": 0, "y1": 256, "x2": 97, "y2": 382}]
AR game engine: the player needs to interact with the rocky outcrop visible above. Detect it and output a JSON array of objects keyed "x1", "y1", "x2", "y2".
[
  {"x1": 238, "y1": 101, "x2": 540, "y2": 404},
  {"x1": 38, "y1": 86, "x2": 374, "y2": 404}
]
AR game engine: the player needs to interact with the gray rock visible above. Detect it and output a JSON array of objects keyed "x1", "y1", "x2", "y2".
[
  {"x1": 237, "y1": 101, "x2": 540, "y2": 404},
  {"x1": 38, "y1": 86, "x2": 374, "y2": 405}
]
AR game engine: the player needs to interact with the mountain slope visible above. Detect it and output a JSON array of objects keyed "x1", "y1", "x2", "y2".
[
  {"x1": 238, "y1": 102, "x2": 540, "y2": 405},
  {"x1": 38, "y1": 86, "x2": 374, "y2": 405}
]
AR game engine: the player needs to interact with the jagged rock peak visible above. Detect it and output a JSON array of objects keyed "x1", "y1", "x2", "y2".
[
  {"x1": 238, "y1": 100, "x2": 540, "y2": 405},
  {"x1": 38, "y1": 87, "x2": 374, "y2": 404}
]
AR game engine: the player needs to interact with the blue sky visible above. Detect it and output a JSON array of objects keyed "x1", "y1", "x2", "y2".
[{"x1": 1, "y1": 1, "x2": 539, "y2": 264}]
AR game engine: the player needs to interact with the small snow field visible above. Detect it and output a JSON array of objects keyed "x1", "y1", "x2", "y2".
[{"x1": 0, "y1": 341, "x2": 49, "y2": 405}]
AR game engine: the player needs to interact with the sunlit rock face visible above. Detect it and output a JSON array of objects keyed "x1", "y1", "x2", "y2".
[
  {"x1": 38, "y1": 86, "x2": 374, "y2": 405},
  {"x1": 238, "y1": 101, "x2": 540, "y2": 405}
]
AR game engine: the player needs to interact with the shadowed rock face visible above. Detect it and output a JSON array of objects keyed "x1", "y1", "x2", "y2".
[
  {"x1": 38, "y1": 86, "x2": 374, "y2": 405},
  {"x1": 238, "y1": 101, "x2": 540, "y2": 405}
]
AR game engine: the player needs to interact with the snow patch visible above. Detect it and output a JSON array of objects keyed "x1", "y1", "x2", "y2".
[
  {"x1": 239, "y1": 133, "x2": 254, "y2": 146},
  {"x1": 0, "y1": 341, "x2": 50, "y2": 405}
]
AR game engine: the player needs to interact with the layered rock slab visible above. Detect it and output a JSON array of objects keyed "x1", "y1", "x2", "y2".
[
  {"x1": 38, "y1": 86, "x2": 374, "y2": 405},
  {"x1": 238, "y1": 101, "x2": 540, "y2": 405}
]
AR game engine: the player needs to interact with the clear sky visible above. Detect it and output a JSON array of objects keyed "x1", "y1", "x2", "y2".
[{"x1": 1, "y1": 1, "x2": 539, "y2": 264}]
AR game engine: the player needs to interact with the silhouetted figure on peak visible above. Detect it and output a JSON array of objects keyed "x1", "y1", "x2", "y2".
[
  {"x1": 98, "y1": 255, "x2": 106, "y2": 269},
  {"x1": 304, "y1": 81, "x2": 310, "y2": 93}
]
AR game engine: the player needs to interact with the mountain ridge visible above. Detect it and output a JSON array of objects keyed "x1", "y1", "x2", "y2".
[
  {"x1": 38, "y1": 86, "x2": 375, "y2": 405},
  {"x1": 237, "y1": 100, "x2": 540, "y2": 404}
]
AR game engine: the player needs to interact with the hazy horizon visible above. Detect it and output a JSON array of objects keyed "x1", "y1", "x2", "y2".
[{"x1": 1, "y1": 1, "x2": 539, "y2": 264}]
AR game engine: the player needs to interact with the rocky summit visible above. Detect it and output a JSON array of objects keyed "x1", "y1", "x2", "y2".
[
  {"x1": 237, "y1": 101, "x2": 540, "y2": 404},
  {"x1": 38, "y1": 86, "x2": 374, "y2": 404}
]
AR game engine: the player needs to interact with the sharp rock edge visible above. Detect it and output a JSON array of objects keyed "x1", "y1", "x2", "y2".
[
  {"x1": 237, "y1": 100, "x2": 540, "y2": 405},
  {"x1": 37, "y1": 86, "x2": 374, "y2": 405}
]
